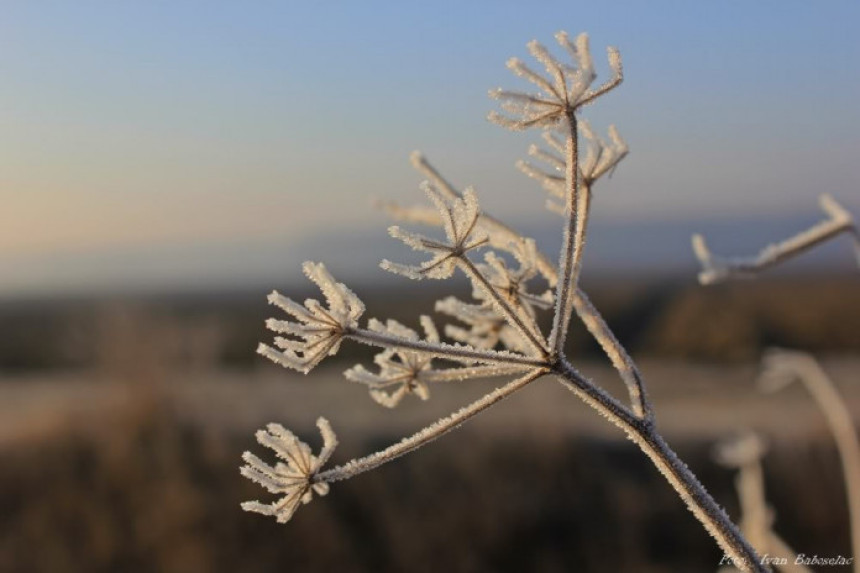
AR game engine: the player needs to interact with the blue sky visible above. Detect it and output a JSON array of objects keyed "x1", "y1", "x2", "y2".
[{"x1": 1, "y1": 1, "x2": 858, "y2": 294}]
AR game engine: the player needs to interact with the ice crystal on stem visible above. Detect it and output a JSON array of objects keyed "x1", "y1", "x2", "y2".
[
  {"x1": 240, "y1": 418, "x2": 337, "y2": 523},
  {"x1": 344, "y1": 316, "x2": 529, "y2": 408}
]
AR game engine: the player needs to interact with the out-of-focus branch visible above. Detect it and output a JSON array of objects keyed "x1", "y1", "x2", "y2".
[
  {"x1": 714, "y1": 432, "x2": 811, "y2": 572},
  {"x1": 758, "y1": 350, "x2": 860, "y2": 573},
  {"x1": 692, "y1": 194, "x2": 859, "y2": 285}
]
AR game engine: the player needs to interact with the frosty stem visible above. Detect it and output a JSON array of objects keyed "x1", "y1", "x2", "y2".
[
  {"x1": 549, "y1": 114, "x2": 587, "y2": 355},
  {"x1": 572, "y1": 282, "x2": 652, "y2": 420},
  {"x1": 346, "y1": 327, "x2": 547, "y2": 368},
  {"x1": 787, "y1": 357, "x2": 860, "y2": 573},
  {"x1": 316, "y1": 368, "x2": 547, "y2": 483},
  {"x1": 552, "y1": 358, "x2": 767, "y2": 572},
  {"x1": 456, "y1": 256, "x2": 549, "y2": 357}
]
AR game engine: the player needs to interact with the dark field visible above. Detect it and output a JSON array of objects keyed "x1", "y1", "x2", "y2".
[{"x1": 0, "y1": 275, "x2": 857, "y2": 572}]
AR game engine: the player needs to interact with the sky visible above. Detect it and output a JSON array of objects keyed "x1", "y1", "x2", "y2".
[{"x1": 1, "y1": 1, "x2": 858, "y2": 296}]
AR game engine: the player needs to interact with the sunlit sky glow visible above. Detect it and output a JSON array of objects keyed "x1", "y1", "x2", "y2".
[{"x1": 1, "y1": 1, "x2": 858, "y2": 295}]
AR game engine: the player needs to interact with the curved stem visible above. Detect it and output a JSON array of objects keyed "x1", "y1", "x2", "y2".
[
  {"x1": 794, "y1": 359, "x2": 860, "y2": 573},
  {"x1": 553, "y1": 358, "x2": 767, "y2": 572},
  {"x1": 571, "y1": 288, "x2": 653, "y2": 420}
]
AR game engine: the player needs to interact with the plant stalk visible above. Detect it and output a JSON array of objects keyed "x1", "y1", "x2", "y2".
[
  {"x1": 553, "y1": 358, "x2": 768, "y2": 572},
  {"x1": 795, "y1": 358, "x2": 860, "y2": 573}
]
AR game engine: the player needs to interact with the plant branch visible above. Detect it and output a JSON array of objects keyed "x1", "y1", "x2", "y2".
[
  {"x1": 553, "y1": 358, "x2": 767, "y2": 572},
  {"x1": 760, "y1": 351, "x2": 860, "y2": 573},
  {"x1": 549, "y1": 115, "x2": 589, "y2": 355},
  {"x1": 571, "y1": 289, "x2": 653, "y2": 420},
  {"x1": 456, "y1": 256, "x2": 549, "y2": 357},
  {"x1": 346, "y1": 327, "x2": 548, "y2": 368},
  {"x1": 693, "y1": 194, "x2": 859, "y2": 285},
  {"x1": 316, "y1": 368, "x2": 547, "y2": 483}
]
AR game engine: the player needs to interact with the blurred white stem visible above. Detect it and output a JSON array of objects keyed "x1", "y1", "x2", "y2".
[
  {"x1": 694, "y1": 194, "x2": 859, "y2": 285},
  {"x1": 785, "y1": 356, "x2": 860, "y2": 572}
]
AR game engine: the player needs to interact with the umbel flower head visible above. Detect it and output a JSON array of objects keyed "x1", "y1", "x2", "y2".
[
  {"x1": 381, "y1": 182, "x2": 488, "y2": 279},
  {"x1": 516, "y1": 121, "x2": 629, "y2": 214},
  {"x1": 344, "y1": 317, "x2": 440, "y2": 408},
  {"x1": 435, "y1": 296, "x2": 530, "y2": 354},
  {"x1": 489, "y1": 31, "x2": 622, "y2": 131},
  {"x1": 476, "y1": 238, "x2": 553, "y2": 318},
  {"x1": 257, "y1": 262, "x2": 365, "y2": 374},
  {"x1": 241, "y1": 417, "x2": 337, "y2": 523}
]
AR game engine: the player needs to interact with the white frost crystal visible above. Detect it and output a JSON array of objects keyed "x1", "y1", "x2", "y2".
[
  {"x1": 241, "y1": 418, "x2": 338, "y2": 523},
  {"x1": 257, "y1": 261, "x2": 365, "y2": 373}
]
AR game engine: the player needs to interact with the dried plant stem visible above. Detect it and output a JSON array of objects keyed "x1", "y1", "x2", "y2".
[
  {"x1": 316, "y1": 368, "x2": 547, "y2": 483},
  {"x1": 549, "y1": 114, "x2": 583, "y2": 354},
  {"x1": 346, "y1": 327, "x2": 547, "y2": 368},
  {"x1": 571, "y1": 289, "x2": 653, "y2": 420},
  {"x1": 693, "y1": 194, "x2": 859, "y2": 285},
  {"x1": 724, "y1": 435, "x2": 810, "y2": 572},
  {"x1": 785, "y1": 357, "x2": 860, "y2": 572},
  {"x1": 736, "y1": 453, "x2": 771, "y2": 554},
  {"x1": 552, "y1": 358, "x2": 767, "y2": 572}
]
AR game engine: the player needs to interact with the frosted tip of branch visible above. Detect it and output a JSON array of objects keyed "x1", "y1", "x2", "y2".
[
  {"x1": 607, "y1": 46, "x2": 622, "y2": 76},
  {"x1": 691, "y1": 234, "x2": 726, "y2": 285},
  {"x1": 819, "y1": 193, "x2": 852, "y2": 224}
]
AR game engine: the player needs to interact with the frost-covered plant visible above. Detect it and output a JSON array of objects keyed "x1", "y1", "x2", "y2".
[
  {"x1": 692, "y1": 194, "x2": 859, "y2": 285},
  {"x1": 242, "y1": 32, "x2": 766, "y2": 571},
  {"x1": 758, "y1": 350, "x2": 860, "y2": 573},
  {"x1": 691, "y1": 186, "x2": 859, "y2": 570},
  {"x1": 240, "y1": 418, "x2": 337, "y2": 523},
  {"x1": 714, "y1": 433, "x2": 811, "y2": 573}
]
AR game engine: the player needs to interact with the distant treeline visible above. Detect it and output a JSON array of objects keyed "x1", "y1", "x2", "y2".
[{"x1": 1, "y1": 274, "x2": 858, "y2": 373}]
